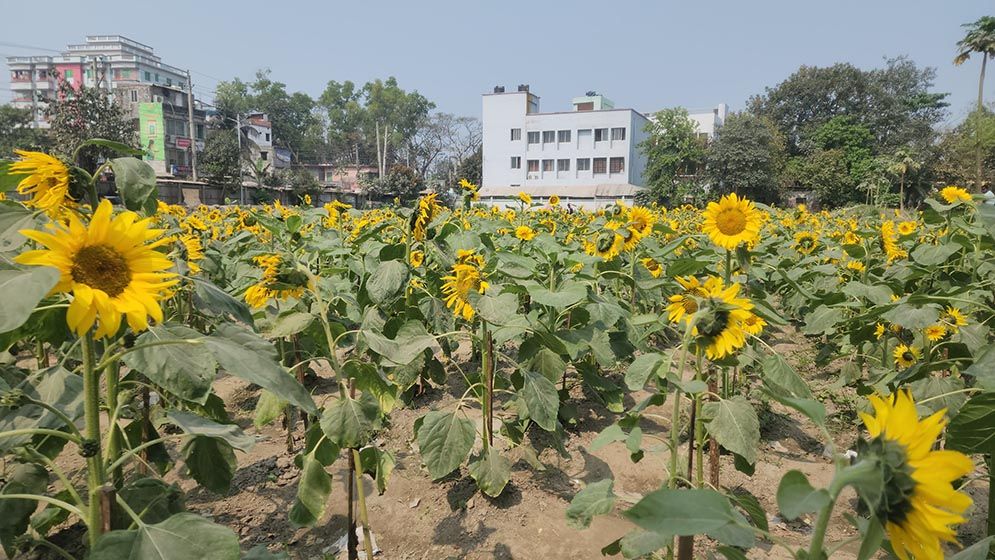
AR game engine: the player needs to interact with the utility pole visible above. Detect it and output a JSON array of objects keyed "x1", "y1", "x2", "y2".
[{"x1": 186, "y1": 70, "x2": 199, "y2": 181}]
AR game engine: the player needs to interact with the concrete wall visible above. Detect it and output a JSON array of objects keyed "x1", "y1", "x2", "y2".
[{"x1": 483, "y1": 91, "x2": 649, "y2": 193}]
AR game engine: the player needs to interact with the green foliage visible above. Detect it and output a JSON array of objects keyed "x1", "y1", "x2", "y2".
[
  {"x1": 364, "y1": 163, "x2": 423, "y2": 200},
  {"x1": 705, "y1": 112, "x2": 786, "y2": 203},
  {"x1": 637, "y1": 108, "x2": 706, "y2": 205},
  {"x1": 43, "y1": 76, "x2": 137, "y2": 171},
  {"x1": 199, "y1": 130, "x2": 242, "y2": 197},
  {"x1": 0, "y1": 105, "x2": 47, "y2": 158}
]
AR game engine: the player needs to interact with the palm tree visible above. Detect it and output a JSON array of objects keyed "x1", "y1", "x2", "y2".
[
  {"x1": 886, "y1": 149, "x2": 921, "y2": 212},
  {"x1": 954, "y1": 16, "x2": 995, "y2": 191}
]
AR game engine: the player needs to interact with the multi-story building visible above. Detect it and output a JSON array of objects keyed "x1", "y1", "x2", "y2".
[
  {"x1": 481, "y1": 85, "x2": 727, "y2": 208},
  {"x1": 481, "y1": 86, "x2": 649, "y2": 209},
  {"x1": 115, "y1": 83, "x2": 206, "y2": 177},
  {"x1": 7, "y1": 35, "x2": 189, "y2": 128}
]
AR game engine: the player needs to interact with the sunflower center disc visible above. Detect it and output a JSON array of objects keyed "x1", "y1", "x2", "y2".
[
  {"x1": 716, "y1": 208, "x2": 747, "y2": 236},
  {"x1": 71, "y1": 244, "x2": 132, "y2": 297}
]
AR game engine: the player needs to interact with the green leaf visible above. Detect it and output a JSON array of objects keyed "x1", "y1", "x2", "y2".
[
  {"x1": 520, "y1": 370, "x2": 559, "y2": 431},
  {"x1": 947, "y1": 392, "x2": 995, "y2": 455},
  {"x1": 203, "y1": 328, "x2": 316, "y2": 415},
  {"x1": 618, "y1": 530, "x2": 669, "y2": 558},
  {"x1": 0, "y1": 203, "x2": 38, "y2": 252},
  {"x1": 366, "y1": 259, "x2": 407, "y2": 304},
  {"x1": 319, "y1": 393, "x2": 380, "y2": 449},
  {"x1": 776, "y1": 470, "x2": 830, "y2": 520},
  {"x1": 347, "y1": 360, "x2": 399, "y2": 414},
  {"x1": 265, "y1": 311, "x2": 314, "y2": 339},
  {"x1": 181, "y1": 437, "x2": 236, "y2": 494},
  {"x1": 911, "y1": 243, "x2": 960, "y2": 266},
  {"x1": 468, "y1": 448, "x2": 511, "y2": 497},
  {"x1": 114, "y1": 478, "x2": 185, "y2": 528},
  {"x1": 359, "y1": 447, "x2": 395, "y2": 495},
  {"x1": 190, "y1": 278, "x2": 253, "y2": 325},
  {"x1": 244, "y1": 545, "x2": 291, "y2": 560},
  {"x1": 163, "y1": 410, "x2": 254, "y2": 452},
  {"x1": 624, "y1": 488, "x2": 735, "y2": 536},
  {"x1": 110, "y1": 157, "x2": 158, "y2": 211},
  {"x1": 415, "y1": 410, "x2": 475, "y2": 479},
  {"x1": 881, "y1": 304, "x2": 940, "y2": 330},
  {"x1": 253, "y1": 390, "x2": 287, "y2": 429},
  {"x1": 475, "y1": 292, "x2": 521, "y2": 325},
  {"x1": 124, "y1": 324, "x2": 216, "y2": 405},
  {"x1": 0, "y1": 462, "x2": 49, "y2": 556},
  {"x1": 0, "y1": 366, "x2": 84, "y2": 452},
  {"x1": 566, "y1": 479, "x2": 617, "y2": 529},
  {"x1": 89, "y1": 512, "x2": 239, "y2": 560},
  {"x1": 702, "y1": 396, "x2": 760, "y2": 465},
  {"x1": 761, "y1": 354, "x2": 813, "y2": 399},
  {"x1": 625, "y1": 352, "x2": 666, "y2": 391},
  {"x1": 730, "y1": 489, "x2": 768, "y2": 532},
  {"x1": 529, "y1": 282, "x2": 587, "y2": 308},
  {"x1": 948, "y1": 537, "x2": 995, "y2": 560},
  {"x1": 288, "y1": 452, "x2": 332, "y2": 527},
  {"x1": 0, "y1": 267, "x2": 60, "y2": 333},
  {"x1": 362, "y1": 321, "x2": 435, "y2": 366},
  {"x1": 715, "y1": 546, "x2": 750, "y2": 560},
  {"x1": 529, "y1": 348, "x2": 566, "y2": 383},
  {"x1": 590, "y1": 423, "x2": 626, "y2": 452},
  {"x1": 856, "y1": 516, "x2": 884, "y2": 560},
  {"x1": 801, "y1": 305, "x2": 842, "y2": 336}
]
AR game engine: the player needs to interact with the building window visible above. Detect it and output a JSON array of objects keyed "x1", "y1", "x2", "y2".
[
  {"x1": 593, "y1": 157, "x2": 607, "y2": 174},
  {"x1": 65, "y1": 69, "x2": 74, "y2": 79},
  {"x1": 610, "y1": 157, "x2": 625, "y2": 174},
  {"x1": 510, "y1": 156, "x2": 521, "y2": 169},
  {"x1": 557, "y1": 130, "x2": 571, "y2": 143},
  {"x1": 154, "y1": 73, "x2": 160, "y2": 82},
  {"x1": 527, "y1": 160, "x2": 539, "y2": 172},
  {"x1": 260, "y1": 151, "x2": 268, "y2": 160},
  {"x1": 144, "y1": 71, "x2": 151, "y2": 81},
  {"x1": 542, "y1": 159, "x2": 554, "y2": 172},
  {"x1": 594, "y1": 128, "x2": 609, "y2": 142},
  {"x1": 577, "y1": 158, "x2": 591, "y2": 171},
  {"x1": 265, "y1": 133, "x2": 271, "y2": 142},
  {"x1": 196, "y1": 124, "x2": 205, "y2": 140},
  {"x1": 527, "y1": 131, "x2": 540, "y2": 144},
  {"x1": 510, "y1": 128, "x2": 522, "y2": 141},
  {"x1": 130, "y1": 90, "x2": 138, "y2": 102},
  {"x1": 611, "y1": 127, "x2": 626, "y2": 141},
  {"x1": 557, "y1": 159, "x2": 570, "y2": 172},
  {"x1": 542, "y1": 131, "x2": 555, "y2": 144}
]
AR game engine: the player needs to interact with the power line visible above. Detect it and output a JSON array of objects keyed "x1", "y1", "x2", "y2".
[{"x1": 0, "y1": 41, "x2": 62, "y2": 54}]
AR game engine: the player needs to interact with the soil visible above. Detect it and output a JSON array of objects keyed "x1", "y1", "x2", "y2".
[{"x1": 13, "y1": 326, "x2": 991, "y2": 560}]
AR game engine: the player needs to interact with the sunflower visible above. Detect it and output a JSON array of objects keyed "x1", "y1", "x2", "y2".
[
  {"x1": 641, "y1": 257, "x2": 663, "y2": 278},
  {"x1": 8, "y1": 150, "x2": 73, "y2": 215},
  {"x1": 15, "y1": 199, "x2": 177, "y2": 338},
  {"x1": 667, "y1": 276, "x2": 707, "y2": 325},
  {"x1": 875, "y1": 323, "x2": 886, "y2": 339},
  {"x1": 842, "y1": 230, "x2": 861, "y2": 245},
  {"x1": 302, "y1": 194, "x2": 312, "y2": 206},
  {"x1": 792, "y1": 231, "x2": 819, "y2": 255},
  {"x1": 939, "y1": 186, "x2": 972, "y2": 204},
  {"x1": 897, "y1": 221, "x2": 917, "y2": 236},
  {"x1": 924, "y1": 324, "x2": 947, "y2": 342},
  {"x1": 585, "y1": 225, "x2": 624, "y2": 261},
  {"x1": 178, "y1": 233, "x2": 205, "y2": 274},
  {"x1": 857, "y1": 390, "x2": 973, "y2": 560},
  {"x1": 693, "y1": 277, "x2": 756, "y2": 360},
  {"x1": 893, "y1": 344, "x2": 921, "y2": 369},
  {"x1": 411, "y1": 193, "x2": 441, "y2": 241},
  {"x1": 515, "y1": 225, "x2": 536, "y2": 241},
  {"x1": 846, "y1": 260, "x2": 866, "y2": 273},
  {"x1": 244, "y1": 254, "x2": 307, "y2": 309},
  {"x1": 518, "y1": 192, "x2": 532, "y2": 206},
  {"x1": 549, "y1": 195, "x2": 561, "y2": 206},
  {"x1": 441, "y1": 259, "x2": 488, "y2": 321},
  {"x1": 458, "y1": 178, "x2": 477, "y2": 192},
  {"x1": 700, "y1": 193, "x2": 763, "y2": 250},
  {"x1": 742, "y1": 312, "x2": 767, "y2": 336},
  {"x1": 409, "y1": 250, "x2": 424, "y2": 268},
  {"x1": 627, "y1": 206, "x2": 656, "y2": 238},
  {"x1": 943, "y1": 307, "x2": 968, "y2": 332}
]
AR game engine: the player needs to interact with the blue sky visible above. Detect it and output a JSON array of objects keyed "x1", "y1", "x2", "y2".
[{"x1": 0, "y1": 0, "x2": 991, "y2": 125}]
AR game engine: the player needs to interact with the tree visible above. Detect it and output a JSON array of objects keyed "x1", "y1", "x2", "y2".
[
  {"x1": 363, "y1": 163, "x2": 423, "y2": 200},
  {"x1": 883, "y1": 148, "x2": 922, "y2": 211},
  {"x1": 705, "y1": 113, "x2": 786, "y2": 203},
  {"x1": 363, "y1": 77, "x2": 435, "y2": 178},
  {"x1": 749, "y1": 58, "x2": 947, "y2": 156},
  {"x1": 0, "y1": 105, "x2": 47, "y2": 158},
  {"x1": 44, "y1": 76, "x2": 136, "y2": 171},
  {"x1": 637, "y1": 108, "x2": 706, "y2": 205},
  {"x1": 199, "y1": 129, "x2": 242, "y2": 199},
  {"x1": 318, "y1": 80, "x2": 370, "y2": 168},
  {"x1": 282, "y1": 167, "x2": 321, "y2": 203},
  {"x1": 784, "y1": 149, "x2": 855, "y2": 208},
  {"x1": 405, "y1": 113, "x2": 481, "y2": 180},
  {"x1": 214, "y1": 70, "x2": 323, "y2": 163},
  {"x1": 954, "y1": 16, "x2": 995, "y2": 190},
  {"x1": 936, "y1": 108, "x2": 995, "y2": 187}
]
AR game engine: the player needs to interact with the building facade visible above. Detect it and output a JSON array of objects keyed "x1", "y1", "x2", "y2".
[
  {"x1": 481, "y1": 86, "x2": 651, "y2": 209},
  {"x1": 115, "y1": 83, "x2": 206, "y2": 176},
  {"x1": 7, "y1": 35, "x2": 189, "y2": 129}
]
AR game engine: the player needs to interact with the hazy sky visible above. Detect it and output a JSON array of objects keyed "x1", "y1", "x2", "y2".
[{"x1": 0, "y1": 0, "x2": 991, "y2": 125}]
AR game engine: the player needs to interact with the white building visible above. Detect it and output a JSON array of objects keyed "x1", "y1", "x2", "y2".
[
  {"x1": 480, "y1": 86, "x2": 727, "y2": 209},
  {"x1": 481, "y1": 86, "x2": 651, "y2": 209}
]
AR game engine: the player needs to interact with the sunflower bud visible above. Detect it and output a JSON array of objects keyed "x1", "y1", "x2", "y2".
[{"x1": 79, "y1": 439, "x2": 101, "y2": 458}]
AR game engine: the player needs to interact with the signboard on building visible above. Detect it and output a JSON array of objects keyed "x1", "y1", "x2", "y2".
[
  {"x1": 175, "y1": 137, "x2": 191, "y2": 148},
  {"x1": 138, "y1": 103, "x2": 165, "y2": 162}
]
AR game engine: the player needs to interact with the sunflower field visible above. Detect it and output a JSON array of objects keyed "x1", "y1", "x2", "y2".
[{"x1": 1, "y1": 143, "x2": 994, "y2": 560}]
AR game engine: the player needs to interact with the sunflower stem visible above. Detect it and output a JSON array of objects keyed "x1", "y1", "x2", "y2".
[
  {"x1": 807, "y1": 497, "x2": 836, "y2": 558},
  {"x1": 987, "y1": 456, "x2": 995, "y2": 543},
  {"x1": 81, "y1": 332, "x2": 106, "y2": 549}
]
